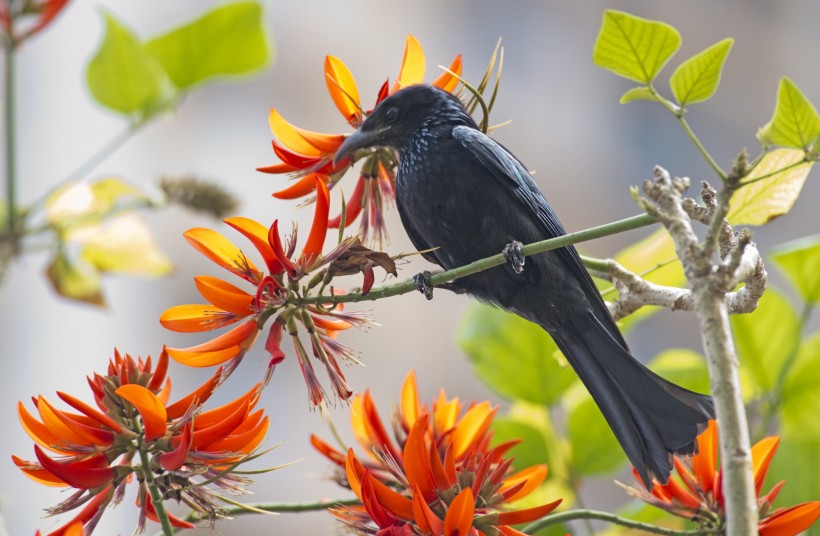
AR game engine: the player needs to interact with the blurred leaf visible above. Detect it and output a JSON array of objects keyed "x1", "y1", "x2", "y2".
[
  {"x1": 144, "y1": 2, "x2": 271, "y2": 89},
  {"x1": 669, "y1": 38, "x2": 733, "y2": 107},
  {"x1": 767, "y1": 434, "x2": 820, "y2": 536},
  {"x1": 761, "y1": 77, "x2": 820, "y2": 150},
  {"x1": 567, "y1": 395, "x2": 625, "y2": 476},
  {"x1": 71, "y1": 214, "x2": 173, "y2": 276},
  {"x1": 619, "y1": 86, "x2": 657, "y2": 104},
  {"x1": 491, "y1": 414, "x2": 552, "y2": 473},
  {"x1": 770, "y1": 235, "x2": 820, "y2": 303},
  {"x1": 86, "y1": 12, "x2": 175, "y2": 116},
  {"x1": 647, "y1": 348, "x2": 710, "y2": 395},
  {"x1": 458, "y1": 303, "x2": 577, "y2": 405},
  {"x1": 46, "y1": 252, "x2": 104, "y2": 306},
  {"x1": 728, "y1": 149, "x2": 812, "y2": 225},
  {"x1": 593, "y1": 10, "x2": 681, "y2": 84},
  {"x1": 781, "y1": 333, "x2": 820, "y2": 438},
  {"x1": 46, "y1": 178, "x2": 159, "y2": 227},
  {"x1": 731, "y1": 287, "x2": 799, "y2": 395}
]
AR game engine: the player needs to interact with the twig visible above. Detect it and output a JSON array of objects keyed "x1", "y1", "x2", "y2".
[{"x1": 523, "y1": 508, "x2": 718, "y2": 535}]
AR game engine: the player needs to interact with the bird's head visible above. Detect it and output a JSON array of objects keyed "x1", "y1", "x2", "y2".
[{"x1": 334, "y1": 84, "x2": 475, "y2": 165}]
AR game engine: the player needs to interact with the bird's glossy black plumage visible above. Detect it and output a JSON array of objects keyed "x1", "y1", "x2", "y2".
[{"x1": 335, "y1": 84, "x2": 714, "y2": 486}]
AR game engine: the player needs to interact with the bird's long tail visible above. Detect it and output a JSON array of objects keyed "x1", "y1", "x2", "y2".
[{"x1": 547, "y1": 310, "x2": 715, "y2": 487}]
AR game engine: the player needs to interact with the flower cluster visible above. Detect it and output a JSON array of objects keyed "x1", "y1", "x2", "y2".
[
  {"x1": 1, "y1": 0, "x2": 70, "y2": 47},
  {"x1": 623, "y1": 420, "x2": 820, "y2": 535},
  {"x1": 258, "y1": 34, "x2": 463, "y2": 246},
  {"x1": 161, "y1": 177, "x2": 387, "y2": 406},
  {"x1": 312, "y1": 371, "x2": 561, "y2": 535},
  {"x1": 14, "y1": 349, "x2": 271, "y2": 534}
]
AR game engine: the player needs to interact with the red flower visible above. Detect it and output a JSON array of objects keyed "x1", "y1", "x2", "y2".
[
  {"x1": 312, "y1": 371, "x2": 561, "y2": 535},
  {"x1": 622, "y1": 420, "x2": 820, "y2": 534},
  {"x1": 1, "y1": 0, "x2": 71, "y2": 46},
  {"x1": 258, "y1": 34, "x2": 462, "y2": 246},
  {"x1": 14, "y1": 349, "x2": 273, "y2": 534},
  {"x1": 161, "y1": 177, "x2": 370, "y2": 405}
]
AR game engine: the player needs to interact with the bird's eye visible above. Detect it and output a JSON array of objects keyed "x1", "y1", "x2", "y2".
[{"x1": 385, "y1": 107, "x2": 399, "y2": 123}]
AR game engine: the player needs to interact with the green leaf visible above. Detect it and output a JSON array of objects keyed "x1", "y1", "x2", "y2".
[
  {"x1": 74, "y1": 214, "x2": 172, "y2": 276},
  {"x1": 771, "y1": 235, "x2": 820, "y2": 303},
  {"x1": 46, "y1": 252, "x2": 104, "y2": 306},
  {"x1": 46, "y1": 177, "x2": 160, "y2": 228},
  {"x1": 766, "y1": 434, "x2": 820, "y2": 535},
  {"x1": 763, "y1": 77, "x2": 820, "y2": 150},
  {"x1": 593, "y1": 10, "x2": 681, "y2": 84},
  {"x1": 86, "y1": 12, "x2": 175, "y2": 116},
  {"x1": 669, "y1": 38, "x2": 733, "y2": 107},
  {"x1": 781, "y1": 333, "x2": 820, "y2": 438},
  {"x1": 647, "y1": 348, "x2": 710, "y2": 395},
  {"x1": 491, "y1": 414, "x2": 552, "y2": 473},
  {"x1": 619, "y1": 86, "x2": 658, "y2": 104},
  {"x1": 728, "y1": 148, "x2": 813, "y2": 225},
  {"x1": 567, "y1": 395, "x2": 625, "y2": 475},
  {"x1": 731, "y1": 287, "x2": 799, "y2": 395},
  {"x1": 144, "y1": 2, "x2": 271, "y2": 89},
  {"x1": 458, "y1": 304, "x2": 577, "y2": 405}
]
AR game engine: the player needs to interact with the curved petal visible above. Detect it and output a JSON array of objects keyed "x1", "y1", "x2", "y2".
[
  {"x1": 759, "y1": 501, "x2": 820, "y2": 536},
  {"x1": 310, "y1": 434, "x2": 346, "y2": 467},
  {"x1": 269, "y1": 220, "x2": 298, "y2": 278},
  {"x1": 268, "y1": 108, "x2": 344, "y2": 156},
  {"x1": 115, "y1": 384, "x2": 167, "y2": 441},
  {"x1": 36, "y1": 397, "x2": 93, "y2": 447},
  {"x1": 13, "y1": 454, "x2": 68, "y2": 486},
  {"x1": 158, "y1": 423, "x2": 191, "y2": 471},
  {"x1": 413, "y1": 486, "x2": 443, "y2": 534},
  {"x1": 165, "y1": 367, "x2": 223, "y2": 419},
  {"x1": 451, "y1": 401, "x2": 496, "y2": 459},
  {"x1": 144, "y1": 493, "x2": 196, "y2": 529},
  {"x1": 190, "y1": 398, "x2": 250, "y2": 450},
  {"x1": 692, "y1": 419, "x2": 718, "y2": 495},
  {"x1": 224, "y1": 216, "x2": 283, "y2": 275},
  {"x1": 393, "y1": 34, "x2": 425, "y2": 93},
  {"x1": 328, "y1": 175, "x2": 365, "y2": 228},
  {"x1": 160, "y1": 304, "x2": 242, "y2": 333},
  {"x1": 400, "y1": 370, "x2": 421, "y2": 430},
  {"x1": 751, "y1": 436, "x2": 780, "y2": 496},
  {"x1": 18, "y1": 401, "x2": 76, "y2": 454},
  {"x1": 194, "y1": 276, "x2": 255, "y2": 316},
  {"x1": 403, "y1": 414, "x2": 437, "y2": 502},
  {"x1": 34, "y1": 446, "x2": 114, "y2": 489},
  {"x1": 167, "y1": 319, "x2": 259, "y2": 355},
  {"x1": 432, "y1": 391, "x2": 460, "y2": 437},
  {"x1": 302, "y1": 176, "x2": 330, "y2": 262},
  {"x1": 496, "y1": 499, "x2": 563, "y2": 526},
  {"x1": 431, "y1": 54, "x2": 463, "y2": 92},
  {"x1": 500, "y1": 464, "x2": 548, "y2": 502},
  {"x1": 272, "y1": 172, "x2": 328, "y2": 200},
  {"x1": 166, "y1": 345, "x2": 241, "y2": 367},
  {"x1": 325, "y1": 55, "x2": 362, "y2": 125},
  {"x1": 443, "y1": 487, "x2": 474, "y2": 536},
  {"x1": 184, "y1": 228, "x2": 260, "y2": 284}
]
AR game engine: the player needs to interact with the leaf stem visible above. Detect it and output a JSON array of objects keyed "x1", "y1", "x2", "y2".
[
  {"x1": 4, "y1": 40, "x2": 17, "y2": 245},
  {"x1": 136, "y1": 433, "x2": 174, "y2": 535},
  {"x1": 523, "y1": 508, "x2": 714, "y2": 535},
  {"x1": 301, "y1": 213, "x2": 656, "y2": 306}
]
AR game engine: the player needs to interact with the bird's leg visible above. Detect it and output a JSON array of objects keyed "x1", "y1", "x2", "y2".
[
  {"x1": 503, "y1": 241, "x2": 525, "y2": 274},
  {"x1": 413, "y1": 271, "x2": 435, "y2": 300}
]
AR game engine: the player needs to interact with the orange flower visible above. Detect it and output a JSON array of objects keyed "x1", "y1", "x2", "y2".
[
  {"x1": 258, "y1": 34, "x2": 463, "y2": 246},
  {"x1": 14, "y1": 349, "x2": 272, "y2": 534},
  {"x1": 1, "y1": 0, "x2": 71, "y2": 46},
  {"x1": 312, "y1": 371, "x2": 561, "y2": 535},
  {"x1": 622, "y1": 420, "x2": 820, "y2": 534},
  {"x1": 161, "y1": 177, "x2": 370, "y2": 405}
]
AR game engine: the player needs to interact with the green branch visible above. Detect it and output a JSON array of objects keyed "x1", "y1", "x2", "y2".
[
  {"x1": 136, "y1": 436, "x2": 174, "y2": 535},
  {"x1": 301, "y1": 213, "x2": 656, "y2": 306},
  {"x1": 523, "y1": 509, "x2": 717, "y2": 535},
  {"x1": 4, "y1": 41, "x2": 16, "y2": 243}
]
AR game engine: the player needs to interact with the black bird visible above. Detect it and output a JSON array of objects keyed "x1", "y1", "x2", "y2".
[{"x1": 334, "y1": 84, "x2": 714, "y2": 486}]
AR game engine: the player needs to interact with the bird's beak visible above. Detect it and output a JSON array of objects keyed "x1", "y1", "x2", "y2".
[{"x1": 333, "y1": 127, "x2": 384, "y2": 166}]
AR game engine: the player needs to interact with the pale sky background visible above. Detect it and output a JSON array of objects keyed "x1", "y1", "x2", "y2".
[{"x1": 1, "y1": 1, "x2": 819, "y2": 534}]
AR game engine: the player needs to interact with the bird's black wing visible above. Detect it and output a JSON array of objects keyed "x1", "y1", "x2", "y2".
[{"x1": 452, "y1": 125, "x2": 627, "y2": 348}]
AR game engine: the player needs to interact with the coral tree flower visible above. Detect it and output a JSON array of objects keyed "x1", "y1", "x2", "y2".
[
  {"x1": 1, "y1": 0, "x2": 71, "y2": 46},
  {"x1": 161, "y1": 177, "x2": 370, "y2": 406},
  {"x1": 622, "y1": 420, "x2": 820, "y2": 535},
  {"x1": 14, "y1": 349, "x2": 272, "y2": 534},
  {"x1": 312, "y1": 371, "x2": 561, "y2": 535},
  {"x1": 258, "y1": 34, "x2": 462, "y2": 246}
]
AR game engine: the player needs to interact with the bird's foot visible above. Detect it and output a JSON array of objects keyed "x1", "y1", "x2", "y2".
[
  {"x1": 413, "y1": 271, "x2": 434, "y2": 300},
  {"x1": 503, "y1": 241, "x2": 525, "y2": 274}
]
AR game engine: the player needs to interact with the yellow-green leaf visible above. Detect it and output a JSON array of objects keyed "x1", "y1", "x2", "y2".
[
  {"x1": 763, "y1": 77, "x2": 820, "y2": 150},
  {"x1": 567, "y1": 395, "x2": 625, "y2": 475},
  {"x1": 728, "y1": 148, "x2": 812, "y2": 225},
  {"x1": 770, "y1": 234, "x2": 820, "y2": 303},
  {"x1": 46, "y1": 178, "x2": 159, "y2": 227},
  {"x1": 781, "y1": 333, "x2": 820, "y2": 438},
  {"x1": 593, "y1": 10, "x2": 681, "y2": 84},
  {"x1": 648, "y1": 349, "x2": 710, "y2": 395},
  {"x1": 45, "y1": 252, "x2": 104, "y2": 306},
  {"x1": 669, "y1": 38, "x2": 733, "y2": 107},
  {"x1": 144, "y1": 2, "x2": 272, "y2": 90},
  {"x1": 70, "y1": 214, "x2": 172, "y2": 276},
  {"x1": 86, "y1": 12, "x2": 175, "y2": 116},
  {"x1": 619, "y1": 86, "x2": 658, "y2": 104}
]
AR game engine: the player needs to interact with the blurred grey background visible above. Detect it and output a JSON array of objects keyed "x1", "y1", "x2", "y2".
[{"x1": 2, "y1": 0, "x2": 819, "y2": 534}]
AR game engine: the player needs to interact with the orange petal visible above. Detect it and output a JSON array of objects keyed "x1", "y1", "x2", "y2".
[
  {"x1": 403, "y1": 414, "x2": 437, "y2": 502},
  {"x1": 393, "y1": 34, "x2": 425, "y2": 92},
  {"x1": 751, "y1": 436, "x2": 780, "y2": 496},
  {"x1": 443, "y1": 487, "x2": 474, "y2": 536},
  {"x1": 345, "y1": 448, "x2": 365, "y2": 500},
  {"x1": 500, "y1": 464, "x2": 548, "y2": 502},
  {"x1": 190, "y1": 398, "x2": 250, "y2": 450},
  {"x1": 272, "y1": 172, "x2": 327, "y2": 200},
  {"x1": 206, "y1": 414, "x2": 269, "y2": 455},
  {"x1": 194, "y1": 385, "x2": 259, "y2": 430},
  {"x1": 269, "y1": 219, "x2": 298, "y2": 278},
  {"x1": 12, "y1": 454, "x2": 68, "y2": 486},
  {"x1": 224, "y1": 216, "x2": 282, "y2": 275},
  {"x1": 400, "y1": 370, "x2": 421, "y2": 431},
  {"x1": 302, "y1": 176, "x2": 330, "y2": 262},
  {"x1": 328, "y1": 176, "x2": 365, "y2": 228},
  {"x1": 413, "y1": 486, "x2": 443, "y2": 534},
  {"x1": 431, "y1": 54, "x2": 462, "y2": 93},
  {"x1": 167, "y1": 319, "x2": 259, "y2": 355},
  {"x1": 692, "y1": 419, "x2": 718, "y2": 493},
  {"x1": 143, "y1": 493, "x2": 196, "y2": 529},
  {"x1": 311, "y1": 434, "x2": 346, "y2": 467},
  {"x1": 268, "y1": 108, "x2": 344, "y2": 155},
  {"x1": 366, "y1": 472, "x2": 415, "y2": 521},
  {"x1": 166, "y1": 345, "x2": 241, "y2": 367},
  {"x1": 34, "y1": 446, "x2": 114, "y2": 489},
  {"x1": 183, "y1": 228, "x2": 259, "y2": 284},
  {"x1": 325, "y1": 55, "x2": 362, "y2": 125},
  {"x1": 194, "y1": 276, "x2": 254, "y2": 316},
  {"x1": 159, "y1": 423, "x2": 191, "y2": 471},
  {"x1": 18, "y1": 401, "x2": 76, "y2": 454},
  {"x1": 160, "y1": 304, "x2": 242, "y2": 333},
  {"x1": 433, "y1": 390, "x2": 460, "y2": 436},
  {"x1": 496, "y1": 499, "x2": 563, "y2": 525},
  {"x1": 451, "y1": 401, "x2": 496, "y2": 459},
  {"x1": 36, "y1": 397, "x2": 93, "y2": 447},
  {"x1": 759, "y1": 501, "x2": 820, "y2": 536},
  {"x1": 165, "y1": 367, "x2": 223, "y2": 419},
  {"x1": 147, "y1": 348, "x2": 169, "y2": 392},
  {"x1": 115, "y1": 384, "x2": 167, "y2": 441}
]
